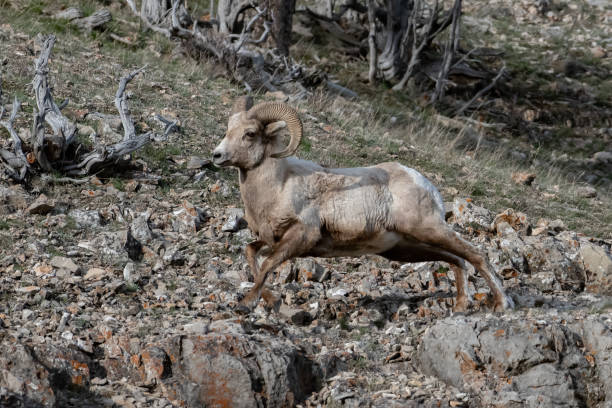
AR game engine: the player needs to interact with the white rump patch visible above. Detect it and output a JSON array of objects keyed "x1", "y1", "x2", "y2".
[{"x1": 400, "y1": 165, "x2": 445, "y2": 217}]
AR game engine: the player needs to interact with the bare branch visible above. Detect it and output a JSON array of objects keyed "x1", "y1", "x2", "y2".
[
  {"x1": 233, "y1": 6, "x2": 268, "y2": 52},
  {"x1": 431, "y1": 0, "x2": 461, "y2": 104},
  {"x1": 0, "y1": 97, "x2": 28, "y2": 180},
  {"x1": 454, "y1": 64, "x2": 506, "y2": 117},
  {"x1": 33, "y1": 34, "x2": 78, "y2": 151},
  {"x1": 115, "y1": 65, "x2": 147, "y2": 142},
  {"x1": 154, "y1": 114, "x2": 180, "y2": 136},
  {"x1": 325, "y1": 80, "x2": 358, "y2": 99},
  {"x1": 124, "y1": 0, "x2": 172, "y2": 37},
  {"x1": 74, "y1": 9, "x2": 112, "y2": 32},
  {"x1": 41, "y1": 174, "x2": 93, "y2": 185}
]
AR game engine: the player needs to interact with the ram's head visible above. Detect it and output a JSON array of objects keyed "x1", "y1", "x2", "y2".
[{"x1": 212, "y1": 96, "x2": 303, "y2": 169}]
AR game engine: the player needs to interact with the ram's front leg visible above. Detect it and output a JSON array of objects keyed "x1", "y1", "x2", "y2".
[
  {"x1": 245, "y1": 240, "x2": 265, "y2": 281},
  {"x1": 244, "y1": 240, "x2": 280, "y2": 311},
  {"x1": 240, "y1": 223, "x2": 318, "y2": 311}
]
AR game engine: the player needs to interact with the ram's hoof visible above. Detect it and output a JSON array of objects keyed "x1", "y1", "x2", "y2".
[
  {"x1": 452, "y1": 297, "x2": 472, "y2": 314},
  {"x1": 493, "y1": 294, "x2": 515, "y2": 312},
  {"x1": 235, "y1": 304, "x2": 252, "y2": 315}
]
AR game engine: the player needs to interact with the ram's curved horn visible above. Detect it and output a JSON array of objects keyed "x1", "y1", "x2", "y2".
[
  {"x1": 247, "y1": 102, "x2": 303, "y2": 158},
  {"x1": 231, "y1": 96, "x2": 253, "y2": 115}
]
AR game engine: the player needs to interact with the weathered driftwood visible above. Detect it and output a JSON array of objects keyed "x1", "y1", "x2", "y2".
[
  {"x1": 74, "y1": 9, "x2": 112, "y2": 32},
  {"x1": 0, "y1": 34, "x2": 169, "y2": 181},
  {"x1": 32, "y1": 35, "x2": 77, "y2": 169},
  {"x1": 0, "y1": 97, "x2": 28, "y2": 181},
  {"x1": 53, "y1": 7, "x2": 83, "y2": 20},
  {"x1": 62, "y1": 66, "x2": 154, "y2": 175}
]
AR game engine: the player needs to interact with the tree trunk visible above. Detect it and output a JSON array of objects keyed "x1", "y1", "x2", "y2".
[
  {"x1": 141, "y1": 0, "x2": 171, "y2": 24},
  {"x1": 377, "y1": 0, "x2": 411, "y2": 81},
  {"x1": 367, "y1": 0, "x2": 377, "y2": 84},
  {"x1": 265, "y1": 0, "x2": 296, "y2": 56}
]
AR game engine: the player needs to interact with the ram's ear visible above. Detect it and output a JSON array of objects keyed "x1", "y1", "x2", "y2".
[{"x1": 264, "y1": 121, "x2": 287, "y2": 138}]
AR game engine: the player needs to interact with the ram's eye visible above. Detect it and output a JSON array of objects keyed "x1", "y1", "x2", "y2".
[{"x1": 244, "y1": 131, "x2": 255, "y2": 139}]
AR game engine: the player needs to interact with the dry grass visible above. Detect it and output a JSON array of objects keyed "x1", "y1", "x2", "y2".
[{"x1": 0, "y1": 1, "x2": 610, "y2": 239}]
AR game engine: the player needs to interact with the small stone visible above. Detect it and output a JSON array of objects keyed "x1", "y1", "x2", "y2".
[
  {"x1": 91, "y1": 377, "x2": 107, "y2": 385},
  {"x1": 68, "y1": 209, "x2": 101, "y2": 228},
  {"x1": 549, "y1": 219, "x2": 566, "y2": 232},
  {"x1": 511, "y1": 172, "x2": 536, "y2": 186},
  {"x1": 590, "y1": 46, "x2": 606, "y2": 59},
  {"x1": 123, "y1": 262, "x2": 140, "y2": 283},
  {"x1": 34, "y1": 263, "x2": 53, "y2": 277},
  {"x1": 50, "y1": 256, "x2": 79, "y2": 274},
  {"x1": 22, "y1": 309, "x2": 34, "y2": 320},
  {"x1": 27, "y1": 194, "x2": 55, "y2": 215},
  {"x1": 492, "y1": 209, "x2": 529, "y2": 234},
  {"x1": 16, "y1": 286, "x2": 40, "y2": 293},
  {"x1": 576, "y1": 185, "x2": 597, "y2": 198},
  {"x1": 172, "y1": 201, "x2": 206, "y2": 233},
  {"x1": 593, "y1": 151, "x2": 612, "y2": 164},
  {"x1": 76, "y1": 123, "x2": 95, "y2": 136},
  {"x1": 279, "y1": 305, "x2": 313, "y2": 326},
  {"x1": 532, "y1": 219, "x2": 549, "y2": 236},
  {"x1": 581, "y1": 243, "x2": 612, "y2": 294},
  {"x1": 84, "y1": 267, "x2": 108, "y2": 281},
  {"x1": 265, "y1": 90, "x2": 289, "y2": 101},
  {"x1": 221, "y1": 208, "x2": 247, "y2": 232},
  {"x1": 295, "y1": 258, "x2": 329, "y2": 282},
  {"x1": 186, "y1": 156, "x2": 211, "y2": 169},
  {"x1": 330, "y1": 287, "x2": 348, "y2": 298},
  {"x1": 183, "y1": 320, "x2": 209, "y2": 333},
  {"x1": 522, "y1": 109, "x2": 537, "y2": 122},
  {"x1": 451, "y1": 198, "x2": 493, "y2": 230},
  {"x1": 163, "y1": 246, "x2": 185, "y2": 266}
]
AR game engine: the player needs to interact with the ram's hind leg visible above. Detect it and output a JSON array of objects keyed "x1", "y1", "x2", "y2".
[
  {"x1": 409, "y1": 225, "x2": 514, "y2": 312},
  {"x1": 381, "y1": 245, "x2": 473, "y2": 313},
  {"x1": 446, "y1": 258, "x2": 472, "y2": 313}
]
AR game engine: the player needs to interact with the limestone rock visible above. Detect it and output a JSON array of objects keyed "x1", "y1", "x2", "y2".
[
  {"x1": 0, "y1": 186, "x2": 28, "y2": 214},
  {"x1": 27, "y1": 194, "x2": 55, "y2": 215},
  {"x1": 68, "y1": 209, "x2": 101, "y2": 228},
  {"x1": 418, "y1": 316, "x2": 606, "y2": 407},
  {"x1": 221, "y1": 207, "x2": 247, "y2": 232},
  {"x1": 50, "y1": 256, "x2": 79, "y2": 274},
  {"x1": 99, "y1": 333, "x2": 321, "y2": 407},
  {"x1": 451, "y1": 198, "x2": 493, "y2": 230},
  {"x1": 580, "y1": 242, "x2": 612, "y2": 294}
]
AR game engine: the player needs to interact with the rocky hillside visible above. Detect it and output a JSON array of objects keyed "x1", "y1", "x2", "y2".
[{"x1": 1, "y1": 1, "x2": 612, "y2": 407}]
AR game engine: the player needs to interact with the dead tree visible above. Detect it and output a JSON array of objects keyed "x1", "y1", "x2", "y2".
[
  {"x1": 127, "y1": 0, "x2": 356, "y2": 98},
  {"x1": 0, "y1": 96, "x2": 28, "y2": 181},
  {"x1": 141, "y1": 0, "x2": 172, "y2": 24},
  {"x1": 303, "y1": 0, "x2": 501, "y2": 109},
  {"x1": 0, "y1": 34, "x2": 175, "y2": 181},
  {"x1": 264, "y1": 0, "x2": 296, "y2": 56},
  {"x1": 367, "y1": 0, "x2": 377, "y2": 83}
]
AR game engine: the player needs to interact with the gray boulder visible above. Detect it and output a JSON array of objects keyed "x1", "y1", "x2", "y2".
[{"x1": 418, "y1": 315, "x2": 609, "y2": 407}]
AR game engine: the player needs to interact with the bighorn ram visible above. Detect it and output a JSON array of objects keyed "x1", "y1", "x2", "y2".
[{"x1": 212, "y1": 96, "x2": 514, "y2": 313}]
